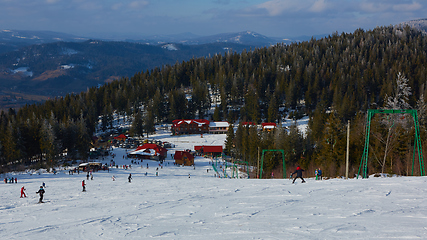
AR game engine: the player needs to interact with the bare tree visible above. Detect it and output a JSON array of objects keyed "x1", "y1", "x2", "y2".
[
  {"x1": 416, "y1": 84, "x2": 427, "y2": 127},
  {"x1": 381, "y1": 72, "x2": 412, "y2": 173}
]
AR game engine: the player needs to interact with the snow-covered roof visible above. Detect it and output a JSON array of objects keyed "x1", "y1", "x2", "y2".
[
  {"x1": 129, "y1": 148, "x2": 157, "y2": 156},
  {"x1": 173, "y1": 119, "x2": 210, "y2": 127},
  {"x1": 209, "y1": 121, "x2": 229, "y2": 127}
]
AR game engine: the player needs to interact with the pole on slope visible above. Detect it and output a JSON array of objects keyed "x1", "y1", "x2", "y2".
[
  {"x1": 346, "y1": 120, "x2": 350, "y2": 179},
  {"x1": 257, "y1": 147, "x2": 260, "y2": 179}
]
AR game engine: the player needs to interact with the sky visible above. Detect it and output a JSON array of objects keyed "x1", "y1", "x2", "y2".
[{"x1": 0, "y1": 0, "x2": 426, "y2": 39}]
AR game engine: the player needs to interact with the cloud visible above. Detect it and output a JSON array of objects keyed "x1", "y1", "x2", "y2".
[
  {"x1": 392, "y1": 2, "x2": 422, "y2": 11},
  {"x1": 359, "y1": 1, "x2": 423, "y2": 13},
  {"x1": 253, "y1": 0, "x2": 332, "y2": 16},
  {"x1": 255, "y1": 0, "x2": 306, "y2": 16},
  {"x1": 76, "y1": 2, "x2": 103, "y2": 11},
  {"x1": 111, "y1": 3, "x2": 123, "y2": 11},
  {"x1": 128, "y1": 1, "x2": 149, "y2": 9},
  {"x1": 309, "y1": 0, "x2": 328, "y2": 12},
  {"x1": 213, "y1": 0, "x2": 231, "y2": 5}
]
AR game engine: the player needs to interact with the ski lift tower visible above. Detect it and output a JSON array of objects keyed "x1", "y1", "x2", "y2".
[
  {"x1": 259, "y1": 149, "x2": 286, "y2": 179},
  {"x1": 357, "y1": 109, "x2": 425, "y2": 178}
]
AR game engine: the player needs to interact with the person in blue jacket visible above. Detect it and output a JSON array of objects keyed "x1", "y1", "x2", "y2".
[{"x1": 36, "y1": 186, "x2": 45, "y2": 203}]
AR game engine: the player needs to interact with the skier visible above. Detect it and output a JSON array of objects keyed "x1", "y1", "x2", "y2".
[
  {"x1": 86, "y1": 172, "x2": 89, "y2": 180},
  {"x1": 315, "y1": 169, "x2": 319, "y2": 180},
  {"x1": 128, "y1": 174, "x2": 132, "y2": 183},
  {"x1": 42, "y1": 182, "x2": 46, "y2": 188},
  {"x1": 112, "y1": 175, "x2": 115, "y2": 181},
  {"x1": 36, "y1": 186, "x2": 45, "y2": 203},
  {"x1": 20, "y1": 186, "x2": 26, "y2": 198},
  {"x1": 82, "y1": 180, "x2": 86, "y2": 192},
  {"x1": 291, "y1": 166, "x2": 306, "y2": 184}
]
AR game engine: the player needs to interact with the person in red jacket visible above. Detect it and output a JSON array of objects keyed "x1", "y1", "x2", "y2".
[
  {"x1": 82, "y1": 180, "x2": 86, "y2": 192},
  {"x1": 20, "y1": 186, "x2": 26, "y2": 198},
  {"x1": 291, "y1": 166, "x2": 306, "y2": 183}
]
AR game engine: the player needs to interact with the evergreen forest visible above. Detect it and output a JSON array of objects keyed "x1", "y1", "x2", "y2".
[{"x1": 1, "y1": 25, "x2": 427, "y2": 178}]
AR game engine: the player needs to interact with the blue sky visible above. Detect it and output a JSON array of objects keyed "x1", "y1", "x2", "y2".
[{"x1": 0, "y1": 0, "x2": 425, "y2": 38}]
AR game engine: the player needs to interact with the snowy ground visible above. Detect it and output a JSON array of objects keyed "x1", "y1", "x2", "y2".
[{"x1": 2, "y1": 131, "x2": 427, "y2": 239}]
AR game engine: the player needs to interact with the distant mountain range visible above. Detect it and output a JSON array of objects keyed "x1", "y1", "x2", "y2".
[
  {"x1": 0, "y1": 29, "x2": 304, "y2": 54},
  {"x1": 0, "y1": 29, "x2": 88, "y2": 54},
  {"x1": 131, "y1": 31, "x2": 296, "y2": 46},
  {"x1": 0, "y1": 29, "x2": 304, "y2": 109},
  {"x1": 0, "y1": 39, "x2": 256, "y2": 109}
]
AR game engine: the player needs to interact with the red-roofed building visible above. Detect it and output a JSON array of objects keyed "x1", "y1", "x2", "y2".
[
  {"x1": 113, "y1": 134, "x2": 127, "y2": 141},
  {"x1": 262, "y1": 122, "x2": 277, "y2": 132},
  {"x1": 241, "y1": 122, "x2": 257, "y2": 126},
  {"x1": 174, "y1": 151, "x2": 195, "y2": 166},
  {"x1": 128, "y1": 143, "x2": 167, "y2": 161},
  {"x1": 194, "y1": 145, "x2": 223, "y2": 156},
  {"x1": 171, "y1": 119, "x2": 210, "y2": 135}
]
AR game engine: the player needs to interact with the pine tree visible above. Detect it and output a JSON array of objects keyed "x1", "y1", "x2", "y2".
[
  {"x1": 213, "y1": 106, "x2": 221, "y2": 121},
  {"x1": 317, "y1": 113, "x2": 345, "y2": 176},
  {"x1": 131, "y1": 110, "x2": 144, "y2": 137},
  {"x1": 248, "y1": 125, "x2": 260, "y2": 166},
  {"x1": 144, "y1": 107, "x2": 155, "y2": 138},
  {"x1": 267, "y1": 94, "x2": 278, "y2": 123},
  {"x1": 224, "y1": 124, "x2": 235, "y2": 156},
  {"x1": 40, "y1": 119, "x2": 56, "y2": 169},
  {"x1": 76, "y1": 112, "x2": 90, "y2": 160},
  {"x1": 2, "y1": 121, "x2": 19, "y2": 163}
]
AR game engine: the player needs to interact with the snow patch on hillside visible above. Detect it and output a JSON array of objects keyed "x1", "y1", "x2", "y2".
[
  {"x1": 162, "y1": 44, "x2": 178, "y2": 51},
  {"x1": 11, "y1": 67, "x2": 33, "y2": 77}
]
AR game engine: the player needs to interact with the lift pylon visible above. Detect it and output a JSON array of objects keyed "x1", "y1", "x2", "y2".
[
  {"x1": 357, "y1": 109, "x2": 425, "y2": 178},
  {"x1": 259, "y1": 149, "x2": 286, "y2": 179}
]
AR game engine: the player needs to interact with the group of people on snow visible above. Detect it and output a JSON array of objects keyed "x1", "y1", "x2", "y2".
[
  {"x1": 4, "y1": 177, "x2": 17, "y2": 183},
  {"x1": 17, "y1": 183, "x2": 45, "y2": 202},
  {"x1": 315, "y1": 168, "x2": 323, "y2": 180},
  {"x1": 290, "y1": 166, "x2": 323, "y2": 183}
]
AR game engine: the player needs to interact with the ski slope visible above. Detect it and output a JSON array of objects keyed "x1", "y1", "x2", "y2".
[{"x1": 1, "y1": 131, "x2": 427, "y2": 239}]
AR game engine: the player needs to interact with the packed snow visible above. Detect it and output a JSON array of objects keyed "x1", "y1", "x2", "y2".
[{"x1": 2, "y1": 131, "x2": 427, "y2": 239}]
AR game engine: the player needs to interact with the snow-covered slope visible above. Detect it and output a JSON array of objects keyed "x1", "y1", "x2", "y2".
[{"x1": 1, "y1": 131, "x2": 427, "y2": 239}]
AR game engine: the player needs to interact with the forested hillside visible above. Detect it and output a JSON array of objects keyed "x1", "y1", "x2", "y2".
[{"x1": 1, "y1": 25, "x2": 427, "y2": 178}]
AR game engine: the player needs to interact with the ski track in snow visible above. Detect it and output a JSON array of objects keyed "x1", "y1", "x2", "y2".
[{"x1": 1, "y1": 131, "x2": 427, "y2": 239}]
